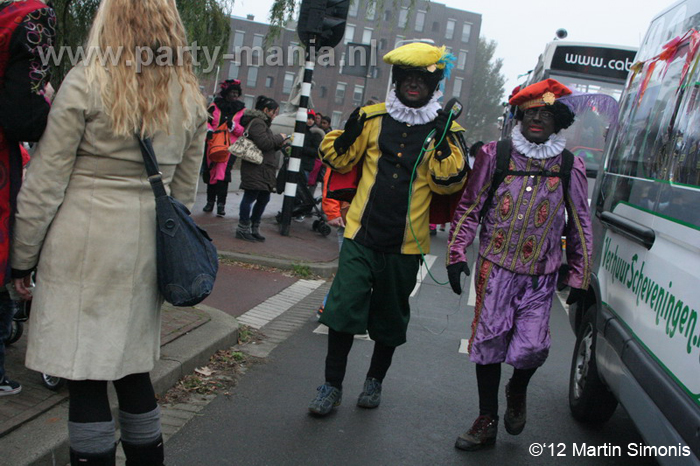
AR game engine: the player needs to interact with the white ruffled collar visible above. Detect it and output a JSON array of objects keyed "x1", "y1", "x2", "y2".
[
  {"x1": 511, "y1": 123, "x2": 567, "y2": 159},
  {"x1": 385, "y1": 89, "x2": 442, "y2": 125}
]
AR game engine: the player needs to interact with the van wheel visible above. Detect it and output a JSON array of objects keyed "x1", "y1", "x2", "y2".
[{"x1": 569, "y1": 306, "x2": 618, "y2": 423}]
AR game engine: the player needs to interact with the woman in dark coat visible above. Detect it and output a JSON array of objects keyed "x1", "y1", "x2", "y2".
[
  {"x1": 203, "y1": 79, "x2": 245, "y2": 216},
  {"x1": 235, "y1": 95, "x2": 286, "y2": 241}
]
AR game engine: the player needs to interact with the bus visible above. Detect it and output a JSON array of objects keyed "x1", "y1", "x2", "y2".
[{"x1": 503, "y1": 41, "x2": 638, "y2": 179}]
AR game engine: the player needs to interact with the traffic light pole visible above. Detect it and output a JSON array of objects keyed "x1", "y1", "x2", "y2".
[{"x1": 279, "y1": 46, "x2": 315, "y2": 236}]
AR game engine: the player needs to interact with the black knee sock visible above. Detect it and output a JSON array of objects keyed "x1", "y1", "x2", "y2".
[
  {"x1": 366, "y1": 341, "x2": 396, "y2": 382},
  {"x1": 476, "y1": 363, "x2": 501, "y2": 418},
  {"x1": 325, "y1": 329, "x2": 354, "y2": 390},
  {"x1": 508, "y1": 367, "x2": 537, "y2": 394}
]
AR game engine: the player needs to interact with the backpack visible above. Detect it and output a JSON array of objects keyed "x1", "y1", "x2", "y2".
[
  {"x1": 479, "y1": 139, "x2": 574, "y2": 221},
  {"x1": 207, "y1": 121, "x2": 231, "y2": 163}
]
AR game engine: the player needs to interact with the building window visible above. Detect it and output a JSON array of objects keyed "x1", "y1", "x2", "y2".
[
  {"x1": 446, "y1": 19, "x2": 455, "y2": 40},
  {"x1": 353, "y1": 84, "x2": 364, "y2": 105},
  {"x1": 244, "y1": 94, "x2": 255, "y2": 109},
  {"x1": 233, "y1": 30, "x2": 245, "y2": 49},
  {"x1": 265, "y1": 76, "x2": 274, "y2": 88},
  {"x1": 458, "y1": 50, "x2": 467, "y2": 70},
  {"x1": 283, "y1": 72, "x2": 295, "y2": 95},
  {"x1": 348, "y1": 0, "x2": 358, "y2": 17},
  {"x1": 366, "y1": 1, "x2": 376, "y2": 20},
  {"x1": 432, "y1": 21, "x2": 439, "y2": 32},
  {"x1": 398, "y1": 8, "x2": 408, "y2": 28},
  {"x1": 378, "y1": 38, "x2": 387, "y2": 50},
  {"x1": 395, "y1": 35, "x2": 405, "y2": 48},
  {"x1": 462, "y1": 23, "x2": 472, "y2": 42},
  {"x1": 383, "y1": 10, "x2": 391, "y2": 21},
  {"x1": 228, "y1": 62, "x2": 240, "y2": 79},
  {"x1": 320, "y1": 86, "x2": 327, "y2": 98},
  {"x1": 252, "y1": 34, "x2": 263, "y2": 60},
  {"x1": 414, "y1": 11, "x2": 425, "y2": 32},
  {"x1": 344, "y1": 24, "x2": 355, "y2": 44},
  {"x1": 362, "y1": 28, "x2": 373, "y2": 45},
  {"x1": 247, "y1": 66, "x2": 258, "y2": 87},
  {"x1": 446, "y1": 46, "x2": 452, "y2": 55},
  {"x1": 331, "y1": 111, "x2": 343, "y2": 129},
  {"x1": 453, "y1": 77, "x2": 463, "y2": 97},
  {"x1": 335, "y1": 82, "x2": 347, "y2": 105}
]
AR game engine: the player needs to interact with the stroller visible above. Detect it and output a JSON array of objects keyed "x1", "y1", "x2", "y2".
[
  {"x1": 7, "y1": 283, "x2": 66, "y2": 391},
  {"x1": 275, "y1": 155, "x2": 331, "y2": 237}
]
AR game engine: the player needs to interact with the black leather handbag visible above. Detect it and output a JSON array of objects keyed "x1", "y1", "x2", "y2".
[{"x1": 137, "y1": 136, "x2": 218, "y2": 307}]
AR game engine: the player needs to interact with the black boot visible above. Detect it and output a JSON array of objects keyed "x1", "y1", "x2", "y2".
[
  {"x1": 70, "y1": 445, "x2": 117, "y2": 465},
  {"x1": 216, "y1": 203, "x2": 226, "y2": 217},
  {"x1": 236, "y1": 220, "x2": 257, "y2": 242},
  {"x1": 455, "y1": 415, "x2": 498, "y2": 451},
  {"x1": 251, "y1": 222, "x2": 265, "y2": 242},
  {"x1": 121, "y1": 436, "x2": 164, "y2": 466},
  {"x1": 202, "y1": 201, "x2": 214, "y2": 213}
]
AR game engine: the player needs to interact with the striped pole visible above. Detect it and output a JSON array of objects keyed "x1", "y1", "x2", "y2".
[{"x1": 280, "y1": 48, "x2": 315, "y2": 236}]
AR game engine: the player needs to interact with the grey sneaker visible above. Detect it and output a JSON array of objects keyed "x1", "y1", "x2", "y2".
[
  {"x1": 357, "y1": 377, "x2": 382, "y2": 409},
  {"x1": 0, "y1": 377, "x2": 22, "y2": 396},
  {"x1": 308, "y1": 383, "x2": 342, "y2": 416}
]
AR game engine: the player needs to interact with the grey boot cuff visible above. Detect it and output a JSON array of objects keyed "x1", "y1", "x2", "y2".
[
  {"x1": 119, "y1": 406, "x2": 162, "y2": 445},
  {"x1": 68, "y1": 419, "x2": 116, "y2": 454}
]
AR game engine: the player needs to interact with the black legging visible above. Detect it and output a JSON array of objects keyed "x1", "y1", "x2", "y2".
[
  {"x1": 325, "y1": 329, "x2": 396, "y2": 390},
  {"x1": 476, "y1": 364, "x2": 536, "y2": 417},
  {"x1": 68, "y1": 373, "x2": 157, "y2": 423},
  {"x1": 206, "y1": 181, "x2": 229, "y2": 205}
]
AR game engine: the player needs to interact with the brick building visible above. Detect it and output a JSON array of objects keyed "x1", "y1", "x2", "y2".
[{"x1": 218, "y1": 1, "x2": 481, "y2": 129}]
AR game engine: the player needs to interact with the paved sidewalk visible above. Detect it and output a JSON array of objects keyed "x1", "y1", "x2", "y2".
[{"x1": 0, "y1": 169, "x2": 340, "y2": 465}]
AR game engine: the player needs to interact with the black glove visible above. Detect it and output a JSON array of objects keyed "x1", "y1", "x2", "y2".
[
  {"x1": 566, "y1": 287, "x2": 586, "y2": 305},
  {"x1": 334, "y1": 107, "x2": 367, "y2": 154},
  {"x1": 447, "y1": 261, "x2": 471, "y2": 295},
  {"x1": 433, "y1": 109, "x2": 452, "y2": 161}
]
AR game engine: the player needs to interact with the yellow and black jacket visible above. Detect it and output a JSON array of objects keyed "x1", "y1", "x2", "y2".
[{"x1": 320, "y1": 103, "x2": 468, "y2": 255}]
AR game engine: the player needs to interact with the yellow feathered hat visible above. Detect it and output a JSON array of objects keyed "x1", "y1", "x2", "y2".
[{"x1": 383, "y1": 42, "x2": 455, "y2": 78}]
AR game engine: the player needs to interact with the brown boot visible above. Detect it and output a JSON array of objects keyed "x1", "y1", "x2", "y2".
[
  {"x1": 455, "y1": 415, "x2": 498, "y2": 451},
  {"x1": 504, "y1": 383, "x2": 527, "y2": 435}
]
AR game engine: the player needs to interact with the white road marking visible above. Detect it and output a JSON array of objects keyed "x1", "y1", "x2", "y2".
[
  {"x1": 237, "y1": 279, "x2": 325, "y2": 329},
  {"x1": 411, "y1": 254, "x2": 438, "y2": 297},
  {"x1": 313, "y1": 324, "x2": 372, "y2": 340},
  {"x1": 458, "y1": 339, "x2": 470, "y2": 354}
]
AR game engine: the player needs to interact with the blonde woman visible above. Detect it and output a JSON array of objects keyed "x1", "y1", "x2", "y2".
[{"x1": 10, "y1": 0, "x2": 206, "y2": 464}]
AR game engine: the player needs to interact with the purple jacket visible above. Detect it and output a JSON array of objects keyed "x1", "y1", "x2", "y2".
[{"x1": 447, "y1": 141, "x2": 593, "y2": 290}]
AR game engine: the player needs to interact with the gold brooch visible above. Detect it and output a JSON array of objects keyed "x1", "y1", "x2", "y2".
[
  {"x1": 542, "y1": 92, "x2": 556, "y2": 105},
  {"x1": 426, "y1": 64, "x2": 437, "y2": 72}
]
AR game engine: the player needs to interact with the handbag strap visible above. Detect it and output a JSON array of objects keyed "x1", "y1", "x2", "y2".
[{"x1": 136, "y1": 136, "x2": 168, "y2": 199}]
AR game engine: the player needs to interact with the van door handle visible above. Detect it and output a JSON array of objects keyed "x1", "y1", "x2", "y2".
[{"x1": 599, "y1": 211, "x2": 655, "y2": 249}]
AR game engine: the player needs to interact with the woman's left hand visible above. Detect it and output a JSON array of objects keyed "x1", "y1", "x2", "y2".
[{"x1": 12, "y1": 277, "x2": 33, "y2": 301}]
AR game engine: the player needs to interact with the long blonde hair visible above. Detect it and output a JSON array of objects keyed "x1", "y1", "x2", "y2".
[{"x1": 84, "y1": 0, "x2": 205, "y2": 137}]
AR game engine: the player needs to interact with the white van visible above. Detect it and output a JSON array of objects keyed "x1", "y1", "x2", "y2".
[{"x1": 567, "y1": 1, "x2": 700, "y2": 464}]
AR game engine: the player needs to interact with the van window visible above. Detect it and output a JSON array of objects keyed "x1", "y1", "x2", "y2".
[{"x1": 606, "y1": 40, "x2": 688, "y2": 181}]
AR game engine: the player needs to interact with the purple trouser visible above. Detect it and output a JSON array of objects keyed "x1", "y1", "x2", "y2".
[{"x1": 468, "y1": 257, "x2": 557, "y2": 370}]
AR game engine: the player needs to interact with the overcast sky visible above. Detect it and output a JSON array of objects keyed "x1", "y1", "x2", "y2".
[{"x1": 231, "y1": 0, "x2": 668, "y2": 98}]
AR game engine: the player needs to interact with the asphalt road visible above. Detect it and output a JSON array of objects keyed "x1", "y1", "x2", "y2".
[{"x1": 165, "y1": 233, "x2": 654, "y2": 466}]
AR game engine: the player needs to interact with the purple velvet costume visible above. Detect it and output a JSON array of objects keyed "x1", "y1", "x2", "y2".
[{"x1": 448, "y1": 141, "x2": 593, "y2": 369}]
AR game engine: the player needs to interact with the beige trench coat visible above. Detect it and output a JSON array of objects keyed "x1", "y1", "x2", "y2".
[{"x1": 10, "y1": 65, "x2": 207, "y2": 380}]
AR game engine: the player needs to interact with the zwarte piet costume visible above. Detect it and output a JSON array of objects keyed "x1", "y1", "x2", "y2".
[
  {"x1": 447, "y1": 78, "x2": 594, "y2": 450},
  {"x1": 308, "y1": 42, "x2": 469, "y2": 416}
]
